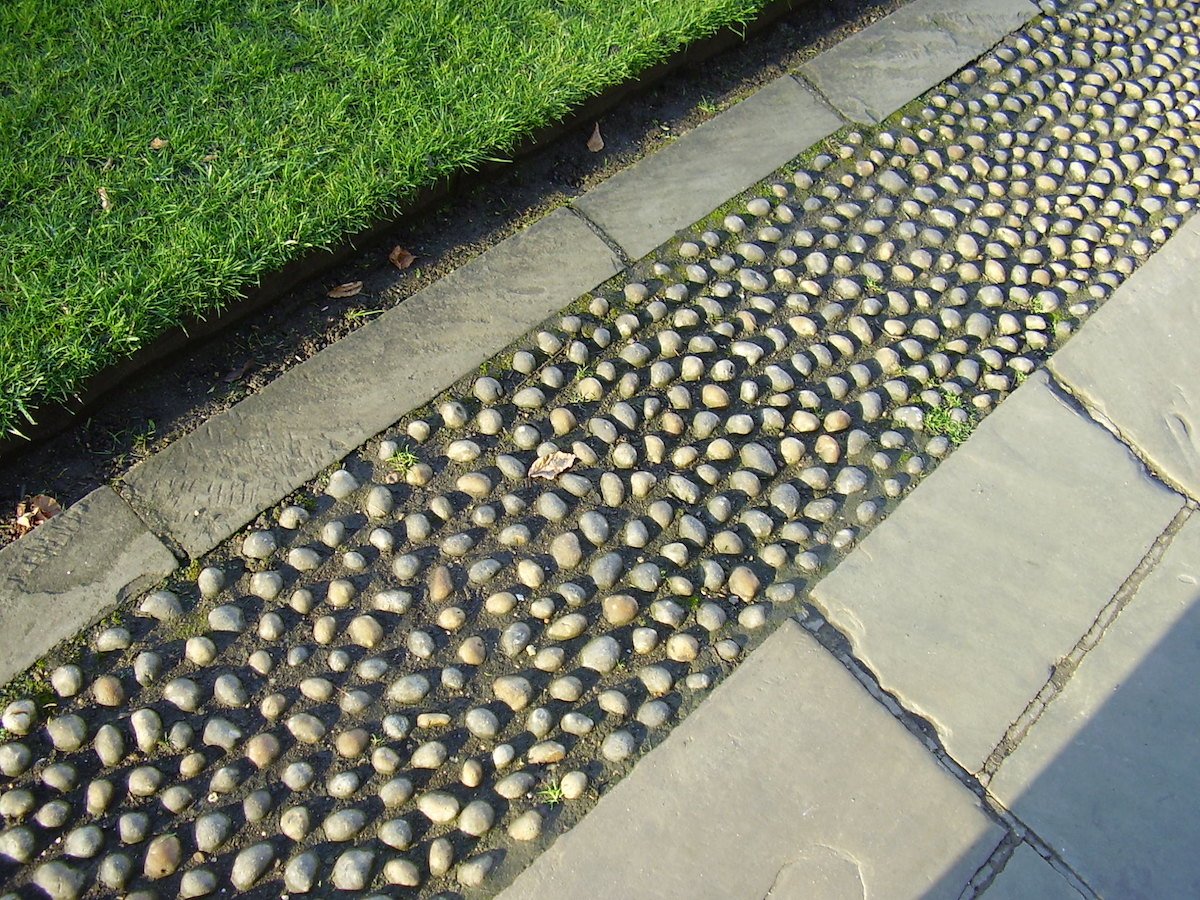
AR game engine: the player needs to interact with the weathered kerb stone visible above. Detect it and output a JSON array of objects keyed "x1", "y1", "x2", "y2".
[
  {"x1": 573, "y1": 75, "x2": 841, "y2": 259},
  {"x1": 122, "y1": 208, "x2": 621, "y2": 557},
  {"x1": 0, "y1": 487, "x2": 177, "y2": 685},
  {"x1": 801, "y1": 0, "x2": 1036, "y2": 124}
]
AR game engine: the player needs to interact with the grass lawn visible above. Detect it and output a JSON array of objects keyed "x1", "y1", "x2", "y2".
[{"x1": 0, "y1": 0, "x2": 770, "y2": 437}]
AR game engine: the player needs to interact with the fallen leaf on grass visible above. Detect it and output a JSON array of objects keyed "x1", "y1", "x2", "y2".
[
  {"x1": 14, "y1": 495, "x2": 62, "y2": 537},
  {"x1": 223, "y1": 360, "x2": 253, "y2": 383},
  {"x1": 327, "y1": 281, "x2": 364, "y2": 299},
  {"x1": 528, "y1": 451, "x2": 577, "y2": 480},
  {"x1": 98, "y1": 187, "x2": 111, "y2": 211},
  {"x1": 149, "y1": 137, "x2": 169, "y2": 150},
  {"x1": 587, "y1": 122, "x2": 604, "y2": 153},
  {"x1": 389, "y1": 245, "x2": 417, "y2": 270}
]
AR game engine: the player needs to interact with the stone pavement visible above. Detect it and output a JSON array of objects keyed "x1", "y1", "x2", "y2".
[{"x1": 4, "y1": 0, "x2": 1200, "y2": 897}]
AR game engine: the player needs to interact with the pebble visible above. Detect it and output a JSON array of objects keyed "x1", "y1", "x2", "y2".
[
  {"x1": 32, "y1": 861, "x2": 85, "y2": 900},
  {"x1": 465, "y1": 707, "x2": 500, "y2": 739},
  {"x1": 194, "y1": 813, "x2": 232, "y2": 853},
  {"x1": 333, "y1": 848, "x2": 375, "y2": 890},
  {"x1": 602, "y1": 729, "x2": 637, "y2": 762},
  {"x1": 379, "y1": 818, "x2": 413, "y2": 850},
  {"x1": 417, "y1": 791, "x2": 461, "y2": 824},
  {"x1": 284, "y1": 852, "x2": 319, "y2": 893},
  {"x1": 459, "y1": 799, "x2": 496, "y2": 836},
  {"x1": 63, "y1": 825, "x2": 103, "y2": 859},
  {"x1": 287, "y1": 713, "x2": 327, "y2": 744},
  {"x1": 458, "y1": 852, "x2": 497, "y2": 888},
  {"x1": 324, "y1": 808, "x2": 367, "y2": 842},
  {"x1": 179, "y1": 868, "x2": 217, "y2": 898},
  {"x1": 603, "y1": 593, "x2": 639, "y2": 625},
  {"x1": 430, "y1": 837, "x2": 455, "y2": 876},
  {"x1": 496, "y1": 771, "x2": 536, "y2": 799},
  {"x1": 139, "y1": 590, "x2": 182, "y2": 621},
  {"x1": 208, "y1": 604, "x2": 244, "y2": 632},
  {"x1": 46, "y1": 715, "x2": 87, "y2": 752},
  {"x1": 143, "y1": 834, "x2": 182, "y2": 879},
  {"x1": 241, "y1": 530, "x2": 276, "y2": 559},
  {"x1": 528, "y1": 740, "x2": 566, "y2": 764},
  {"x1": 326, "y1": 469, "x2": 360, "y2": 498},
  {"x1": 728, "y1": 565, "x2": 761, "y2": 601},
  {"x1": 509, "y1": 809, "x2": 543, "y2": 841},
  {"x1": 231, "y1": 843, "x2": 275, "y2": 890},
  {"x1": 580, "y1": 635, "x2": 621, "y2": 673}
]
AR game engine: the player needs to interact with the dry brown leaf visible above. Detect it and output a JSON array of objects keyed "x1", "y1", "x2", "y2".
[
  {"x1": 223, "y1": 360, "x2": 252, "y2": 383},
  {"x1": 14, "y1": 495, "x2": 62, "y2": 537},
  {"x1": 150, "y1": 137, "x2": 169, "y2": 150},
  {"x1": 327, "y1": 281, "x2": 364, "y2": 299},
  {"x1": 586, "y1": 122, "x2": 604, "y2": 153},
  {"x1": 98, "y1": 187, "x2": 111, "y2": 211},
  {"x1": 528, "y1": 451, "x2": 577, "y2": 480},
  {"x1": 389, "y1": 245, "x2": 417, "y2": 270}
]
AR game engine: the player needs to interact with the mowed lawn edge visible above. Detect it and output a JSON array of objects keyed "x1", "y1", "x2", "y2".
[{"x1": 0, "y1": 0, "x2": 771, "y2": 436}]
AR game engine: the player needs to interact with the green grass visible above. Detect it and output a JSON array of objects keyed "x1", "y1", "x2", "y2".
[
  {"x1": 923, "y1": 387, "x2": 976, "y2": 445},
  {"x1": 384, "y1": 446, "x2": 419, "y2": 474},
  {"x1": 536, "y1": 778, "x2": 566, "y2": 806},
  {"x1": 0, "y1": 0, "x2": 771, "y2": 437}
]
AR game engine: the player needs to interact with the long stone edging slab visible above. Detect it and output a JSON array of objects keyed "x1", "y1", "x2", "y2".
[
  {"x1": 800, "y1": 0, "x2": 1038, "y2": 124},
  {"x1": 120, "y1": 207, "x2": 622, "y2": 559},
  {"x1": 0, "y1": 487, "x2": 178, "y2": 686},
  {"x1": 571, "y1": 75, "x2": 843, "y2": 260}
]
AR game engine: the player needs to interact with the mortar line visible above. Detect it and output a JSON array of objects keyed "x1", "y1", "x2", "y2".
[
  {"x1": 1044, "y1": 367, "x2": 1199, "y2": 504},
  {"x1": 785, "y1": 71, "x2": 853, "y2": 126},
  {"x1": 976, "y1": 502, "x2": 1194, "y2": 787},
  {"x1": 563, "y1": 203, "x2": 634, "y2": 270},
  {"x1": 797, "y1": 608, "x2": 1103, "y2": 898}
]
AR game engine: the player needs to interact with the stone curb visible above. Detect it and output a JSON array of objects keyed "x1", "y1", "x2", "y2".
[
  {"x1": 571, "y1": 75, "x2": 843, "y2": 260},
  {"x1": 800, "y1": 0, "x2": 1039, "y2": 124},
  {"x1": 120, "y1": 207, "x2": 622, "y2": 559},
  {"x1": 0, "y1": 487, "x2": 178, "y2": 686},
  {"x1": 0, "y1": 0, "x2": 1039, "y2": 690}
]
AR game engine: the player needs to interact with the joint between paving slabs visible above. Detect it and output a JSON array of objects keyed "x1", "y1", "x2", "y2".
[
  {"x1": 784, "y1": 70, "x2": 854, "y2": 127},
  {"x1": 1043, "y1": 370, "x2": 1199, "y2": 505},
  {"x1": 794, "y1": 607, "x2": 1005, "y2": 803},
  {"x1": 961, "y1": 828, "x2": 1100, "y2": 900},
  {"x1": 564, "y1": 203, "x2": 635, "y2": 270},
  {"x1": 976, "y1": 502, "x2": 1195, "y2": 789},
  {"x1": 113, "y1": 482, "x2": 192, "y2": 564},
  {"x1": 798, "y1": 602, "x2": 1106, "y2": 900}
]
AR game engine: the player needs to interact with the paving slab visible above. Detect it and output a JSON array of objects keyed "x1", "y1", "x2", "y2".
[
  {"x1": 799, "y1": 0, "x2": 1036, "y2": 124},
  {"x1": 1050, "y1": 216, "x2": 1200, "y2": 501},
  {"x1": 981, "y1": 844, "x2": 1082, "y2": 900},
  {"x1": 989, "y1": 513, "x2": 1200, "y2": 898},
  {"x1": 810, "y1": 371, "x2": 1182, "y2": 773},
  {"x1": 121, "y1": 207, "x2": 622, "y2": 558},
  {"x1": 572, "y1": 75, "x2": 842, "y2": 260},
  {"x1": 0, "y1": 486, "x2": 177, "y2": 684},
  {"x1": 500, "y1": 619, "x2": 1002, "y2": 900}
]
